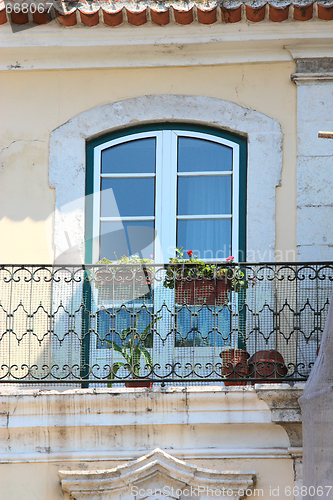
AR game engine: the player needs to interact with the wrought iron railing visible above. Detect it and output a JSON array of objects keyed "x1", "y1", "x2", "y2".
[{"x1": 0, "y1": 262, "x2": 332, "y2": 386}]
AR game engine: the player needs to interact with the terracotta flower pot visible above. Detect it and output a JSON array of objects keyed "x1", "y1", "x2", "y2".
[
  {"x1": 95, "y1": 269, "x2": 152, "y2": 301},
  {"x1": 96, "y1": 269, "x2": 152, "y2": 285},
  {"x1": 95, "y1": 270, "x2": 113, "y2": 286},
  {"x1": 220, "y1": 348, "x2": 249, "y2": 386},
  {"x1": 125, "y1": 379, "x2": 153, "y2": 388},
  {"x1": 175, "y1": 278, "x2": 230, "y2": 306},
  {"x1": 248, "y1": 350, "x2": 288, "y2": 384}
]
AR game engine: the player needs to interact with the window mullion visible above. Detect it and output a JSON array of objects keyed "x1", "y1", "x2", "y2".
[
  {"x1": 155, "y1": 130, "x2": 177, "y2": 262},
  {"x1": 92, "y1": 147, "x2": 101, "y2": 263},
  {"x1": 232, "y1": 143, "x2": 240, "y2": 260}
]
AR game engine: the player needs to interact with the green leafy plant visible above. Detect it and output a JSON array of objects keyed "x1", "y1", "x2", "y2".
[
  {"x1": 175, "y1": 331, "x2": 212, "y2": 347},
  {"x1": 104, "y1": 313, "x2": 159, "y2": 379},
  {"x1": 96, "y1": 254, "x2": 154, "y2": 268},
  {"x1": 93, "y1": 255, "x2": 155, "y2": 290},
  {"x1": 163, "y1": 248, "x2": 248, "y2": 292}
]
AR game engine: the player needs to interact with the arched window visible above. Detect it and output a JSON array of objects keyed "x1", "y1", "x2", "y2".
[{"x1": 86, "y1": 124, "x2": 247, "y2": 263}]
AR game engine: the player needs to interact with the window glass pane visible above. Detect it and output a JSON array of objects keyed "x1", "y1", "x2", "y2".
[
  {"x1": 97, "y1": 308, "x2": 153, "y2": 348},
  {"x1": 175, "y1": 308, "x2": 231, "y2": 347},
  {"x1": 101, "y1": 178, "x2": 154, "y2": 217},
  {"x1": 178, "y1": 137, "x2": 232, "y2": 172},
  {"x1": 100, "y1": 220, "x2": 155, "y2": 260},
  {"x1": 177, "y1": 219, "x2": 232, "y2": 260},
  {"x1": 178, "y1": 176, "x2": 231, "y2": 215},
  {"x1": 101, "y1": 138, "x2": 156, "y2": 174}
]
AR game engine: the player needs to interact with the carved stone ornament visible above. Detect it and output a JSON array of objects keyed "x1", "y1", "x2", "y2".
[{"x1": 59, "y1": 448, "x2": 256, "y2": 500}]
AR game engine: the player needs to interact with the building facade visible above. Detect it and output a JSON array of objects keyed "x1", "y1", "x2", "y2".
[{"x1": 1, "y1": 1, "x2": 333, "y2": 498}]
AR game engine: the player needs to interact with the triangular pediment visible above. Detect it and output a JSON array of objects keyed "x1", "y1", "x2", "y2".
[{"x1": 60, "y1": 448, "x2": 256, "y2": 500}]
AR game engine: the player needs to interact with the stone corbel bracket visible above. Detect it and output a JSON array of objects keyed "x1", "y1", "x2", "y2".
[
  {"x1": 255, "y1": 383, "x2": 305, "y2": 449},
  {"x1": 59, "y1": 448, "x2": 256, "y2": 500}
]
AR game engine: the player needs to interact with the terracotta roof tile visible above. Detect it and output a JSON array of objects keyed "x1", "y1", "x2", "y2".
[
  {"x1": 79, "y1": 7, "x2": 100, "y2": 25},
  {"x1": 293, "y1": 2, "x2": 314, "y2": 19},
  {"x1": 173, "y1": 6, "x2": 193, "y2": 24},
  {"x1": 126, "y1": 7, "x2": 147, "y2": 25},
  {"x1": 269, "y1": 3, "x2": 290, "y2": 21},
  {"x1": 10, "y1": 10, "x2": 29, "y2": 23},
  {"x1": 317, "y1": 1, "x2": 333, "y2": 18},
  {"x1": 102, "y1": 7, "x2": 123, "y2": 26},
  {"x1": 33, "y1": 10, "x2": 52, "y2": 23},
  {"x1": 150, "y1": 7, "x2": 170, "y2": 25},
  {"x1": 246, "y1": 3, "x2": 267, "y2": 22},
  {"x1": 197, "y1": 5, "x2": 217, "y2": 24},
  {"x1": 221, "y1": 4, "x2": 242, "y2": 22},
  {"x1": 0, "y1": 4, "x2": 7, "y2": 24},
  {"x1": 3, "y1": 0, "x2": 333, "y2": 27},
  {"x1": 55, "y1": 7, "x2": 77, "y2": 25}
]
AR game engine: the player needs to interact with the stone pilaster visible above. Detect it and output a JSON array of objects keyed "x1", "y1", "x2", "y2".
[{"x1": 291, "y1": 57, "x2": 333, "y2": 261}]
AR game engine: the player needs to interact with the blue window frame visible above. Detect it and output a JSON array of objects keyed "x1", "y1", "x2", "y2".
[
  {"x1": 86, "y1": 124, "x2": 247, "y2": 264},
  {"x1": 86, "y1": 124, "x2": 247, "y2": 355}
]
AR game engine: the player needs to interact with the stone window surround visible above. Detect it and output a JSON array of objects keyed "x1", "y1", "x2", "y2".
[{"x1": 49, "y1": 95, "x2": 283, "y2": 263}]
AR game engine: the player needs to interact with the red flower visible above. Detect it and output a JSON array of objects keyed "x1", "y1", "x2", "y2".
[
  {"x1": 226, "y1": 256, "x2": 234, "y2": 261},
  {"x1": 187, "y1": 250, "x2": 193, "y2": 257}
]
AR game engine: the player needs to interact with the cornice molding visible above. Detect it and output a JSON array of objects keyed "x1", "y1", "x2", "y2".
[
  {"x1": 0, "y1": 385, "x2": 299, "y2": 463},
  {"x1": 2, "y1": 23, "x2": 333, "y2": 71},
  {"x1": 291, "y1": 72, "x2": 333, "y2": 83},
  {"x1": 0, "y1": 447, "x2": 293, "y2": 464},
  {"x1": 290, "y1": 56, "x2": 333, "y2": 84},
  {"x1": 0, "y1": 385, "x2": 273, "y2": 427}
]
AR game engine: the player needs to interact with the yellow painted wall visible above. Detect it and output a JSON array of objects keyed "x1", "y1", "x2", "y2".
[
  {"x1": 0, "y1": 62, "x2": 296, "y2": 263},
  {"x1": 0, "y1": 457, "x2": 295, "y2": 500}
]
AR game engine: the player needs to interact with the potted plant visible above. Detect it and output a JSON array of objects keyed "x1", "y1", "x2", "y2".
[
  {"x1": 163, "y1": 248, "x2": 248, "y2": 305},
  {"x1": 93, "y1": 255, "x2": 154, "y2": 301},
  {"x1": 104, "y1": 313, "x2": 158, "y2": 387}
]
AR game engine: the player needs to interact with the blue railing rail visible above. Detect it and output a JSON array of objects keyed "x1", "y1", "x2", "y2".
[{"x1": 0, "y1": 262, "x2": 332, "y2": 385}]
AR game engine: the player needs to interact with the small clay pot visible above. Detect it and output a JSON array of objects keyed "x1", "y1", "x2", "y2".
[{"x1": 220, "y1": 348, "x2": 249, "y2": 386}]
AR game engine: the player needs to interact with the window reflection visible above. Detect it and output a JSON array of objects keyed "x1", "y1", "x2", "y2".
[{"x1": 102, "y1": 138, "x2": 156, "y2": 174}]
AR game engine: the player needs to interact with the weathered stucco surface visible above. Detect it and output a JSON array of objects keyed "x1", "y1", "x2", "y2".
[
  {"x1": 0, "y1": 385, "x2": 299, "y2": 500},
  {"x1": 0, "y1": 62, "x2": 296, "y2": 263}
]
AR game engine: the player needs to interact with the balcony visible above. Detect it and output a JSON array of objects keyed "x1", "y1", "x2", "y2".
[{"x1": 0, "y1": 262, "x2": 332, "y2": 386}]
